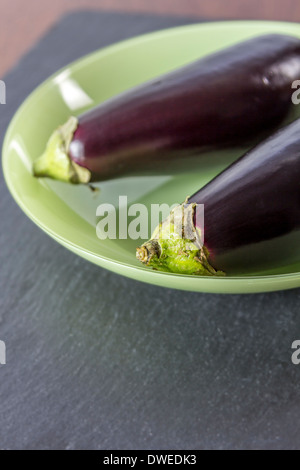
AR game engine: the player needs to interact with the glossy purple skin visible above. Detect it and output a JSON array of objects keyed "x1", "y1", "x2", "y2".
[
  {"x1": 191, "y1": 118, "x2": 300, "y2": 273},
  {"x1": 69, "y1": 34, "x2": 300, "y2": 181}
]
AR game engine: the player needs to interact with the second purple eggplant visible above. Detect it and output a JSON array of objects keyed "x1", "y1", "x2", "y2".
[{"x1": 137, "y1": 118, "x2": 300, "y2": 275}]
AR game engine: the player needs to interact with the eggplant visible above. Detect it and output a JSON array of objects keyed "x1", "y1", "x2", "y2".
[
  {"x1": 33, "y1": 34, "x2": 300, "y2": 184},
  {"x1": 136, "y1": 118, "x2": 300, "y2": 276}
]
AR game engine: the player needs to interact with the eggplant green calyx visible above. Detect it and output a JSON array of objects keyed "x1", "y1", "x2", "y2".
[
  {"x1": 32, "y1": 116, "x2": 91, "y2": 184},
  {"x1": 136, "y1": 202, "x2": 225, "y2": 276}
]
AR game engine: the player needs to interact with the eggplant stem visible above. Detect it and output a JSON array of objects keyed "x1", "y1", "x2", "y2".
[
  {"x1": 32, "y1": 116, "x2": 91, "y2": 184},
  {"x1": 136, "y1": 202, "x2": 225, "y2": 276}
]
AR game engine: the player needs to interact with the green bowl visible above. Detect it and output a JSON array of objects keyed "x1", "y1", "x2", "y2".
[{"x1": 3, "y1": 20, "x2": 300, "y2": 294}]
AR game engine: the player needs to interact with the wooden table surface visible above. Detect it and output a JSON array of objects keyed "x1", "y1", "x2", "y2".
[{"x1": 1, "y1": 0, "x2": 300, "y2": 77}]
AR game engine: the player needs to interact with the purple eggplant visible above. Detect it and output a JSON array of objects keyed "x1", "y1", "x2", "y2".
[
  {"x1": 33, "y1": 34, "x2": 300, "y2": 184},
  {"x1": 136, "y1": 118, "x2": 300, "y2": 275}
]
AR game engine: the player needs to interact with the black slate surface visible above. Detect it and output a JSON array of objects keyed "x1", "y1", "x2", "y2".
[{"x1": 1, "y1": 10, "x2": 300, "y2": 451}]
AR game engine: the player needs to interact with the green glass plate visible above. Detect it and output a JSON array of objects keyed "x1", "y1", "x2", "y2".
[{"x1": 3, "y1": 20, "x2": 300, "y2": 294}]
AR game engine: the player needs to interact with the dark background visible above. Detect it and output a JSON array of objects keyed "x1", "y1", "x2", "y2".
[
  {"x1": 2, "y1": 0, "x2": 300, "y2": 77},
  {"x1": 1, "y1": 8, "x2": 300, "y2": 450}
]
